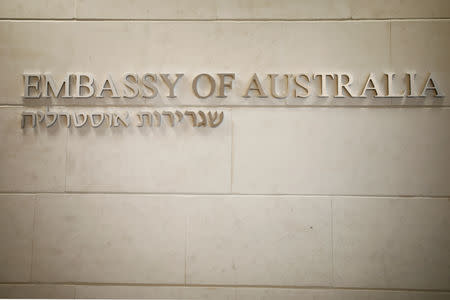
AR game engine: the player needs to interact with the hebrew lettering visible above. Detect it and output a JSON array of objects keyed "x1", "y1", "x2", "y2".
[
  {"x1": 136, "y1": 112, "x2": 152, "y2": 127},
  {"x1": 45, "y1": 112, "x2": 58, "y2": 128},
  {"x1": 207, "y1": 111, "x2": 224, "y2": 128},
  {"x1": 175, "y1": 110, "x2": 183, "y2": 123},
  {"x1": 74, "y1": 113, "x2": 88, "y2": 127},
  {"x1": 162, "y1": 111, "x2": 175, "y2": 127},
  {"x1": 89, "y1": 113, "x2": 105, "y2": 128},
  {"x1": 184, "y1": 111, "x2": 197, "y2": 127},
  {"x1": 197, "y1": 111, "x2": 207, "y2": 127},
  {"x1": 112, "y1": 112, "x2": 129, "y2": 127},
  {"x1": 153, "y1": 111, "x2": 161, "y2": 127},
  {"x1": 37, "y1": 111, "x2": 45, "y2": 123},
  {"x1": 20, "y1": 110, "x2": 225, "y2": 129},
  {"x1": 59, "y1": 113, "x2": 71, "y2": 127},
  {"x1": 21, "y1": 112, "x2": 36, "y2": 128}
]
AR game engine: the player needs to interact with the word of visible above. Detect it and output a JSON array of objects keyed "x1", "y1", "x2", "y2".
[
  {"x1": 22, "y1": 72, "x2": 444, "y2": 100},
  {"x1": 21, "y1": 110, "x2": 224, "y2": 128}
]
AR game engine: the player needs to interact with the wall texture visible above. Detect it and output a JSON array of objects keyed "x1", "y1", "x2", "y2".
[{"x1": 0, "y1": 0, "x2": 449, "y2": 299}]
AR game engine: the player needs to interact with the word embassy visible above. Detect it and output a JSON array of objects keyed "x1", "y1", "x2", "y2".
[{"x1": 23, "y1": 72, "x2": 444, "y2": 99}]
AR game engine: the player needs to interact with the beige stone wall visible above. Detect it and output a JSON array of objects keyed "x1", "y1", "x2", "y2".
[{"x1": 0, "y1": 0, "x2": 449, "y2": 299}]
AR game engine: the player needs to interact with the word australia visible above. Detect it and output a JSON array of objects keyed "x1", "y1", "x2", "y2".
[{"x1": 23, "y1": 72, "x2": 444, "y2": 99}]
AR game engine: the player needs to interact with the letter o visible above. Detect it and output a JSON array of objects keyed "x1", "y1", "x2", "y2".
[{"x1": 192, "y1": 73, "x2": 216, "y2": 99}]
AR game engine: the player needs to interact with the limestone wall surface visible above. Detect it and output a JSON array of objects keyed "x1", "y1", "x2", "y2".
[{"x1": 0, "y1": 0, "x2": 449, "y2": 299}]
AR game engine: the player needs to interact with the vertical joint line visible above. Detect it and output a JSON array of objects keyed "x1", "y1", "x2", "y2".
[
  {"x1": 184, "y1": 217, "x2": 188, "y2": 286},
  {"x1": 230, "y1": 110, "x2": 234, "y2": 193},
  {"x1": 73, "y1": 0, "x2": 77, "y2": 20},
  {"x1": 331, "y1": 198, "x2": 334, "y2": 287},
  {"x1": 64, "y1": 126, "x2": 69, "y2": 192},
  {"x1": 29, "y1": 194, "x2": 38, "y2": 282},
  {"x1": 389, "y1": 20, "x2": 392, "y2": 67}
]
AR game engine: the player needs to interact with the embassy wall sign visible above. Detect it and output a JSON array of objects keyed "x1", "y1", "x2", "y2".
[
  {"x1": 21, "y1": 72, "x2": 444, "y2": 129},
  {"x1": 23, "y1": 72, "x2": 444, "y2": 99}
]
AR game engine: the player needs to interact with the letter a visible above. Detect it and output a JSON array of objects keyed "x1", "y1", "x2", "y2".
[{"x1": 243, "y1": 74, "x2": 267, "y2": 98}]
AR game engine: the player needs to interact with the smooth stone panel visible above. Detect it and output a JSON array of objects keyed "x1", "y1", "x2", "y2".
[
  {"x1": 390, "y1": 20, "x2": 450, "y2": 106},
  {"x1": 236, "y1": 288, "x2": 450, "y2": 300},
  {"x1": 186, "y1": 196, "x2": 332, "y2": 286},
  {"x1": 216, "y1": 0, "x2": 351, "y2": 19},
  {"x1": 392, "y1": 21, "x2": 450, "y2": 71},
  {"x1": 32, "y1": 194, "x2": 186, "y2": 283},
  {"x1": 408, "y1": 292, "x2": 450, "y2": 300},
  {"x1": 64, "y1": 107, "x2": 231, "y2": 193},
  {"x1": 0, "y1": 21, "x2": 77, "y2": 105},
  {"x1": 5, "y1": 21, "x2": 439, "y2": 107},
  {"x1": 351, "y1": 0, "x2": 450, "y2": 19},
  {"x1": 76, "y1": 285, "x2": 235, "y2": 299},
  {"x1": 0, "y1": 0, "x2": 75, "y2": 19},
  {"x1": 2, "y1": 285, "x2": 449, "y2": 299},
  {"x1": 232, "y1": 108, "x2": 450, "y2": 196},
  {"x1": 333, "y1": 197, "x2": 450, "y2": 290},
  {"x1": 77, "y1": 0, "x2": 351, "y2": 20},
  {"x1": 0, "y1": 107, "x2": 67, "y2": 192},
  {"x1": 0, "y1": 194, "x2": 35, "y2": 282},
  {"x1": 0, "y1": 284, "x2": 75, "y2": 299},
  {"x1": 76, "y1": 0, "x2": 217, "y2": 19}
]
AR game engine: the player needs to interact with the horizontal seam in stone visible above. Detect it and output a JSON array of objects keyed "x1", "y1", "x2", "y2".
[
  {"x1": 0, "y1": 18, "x2": 449, "y2": 22},
  {"x1": 0, "y1": 282, "x2": 449, "y2": 293},
  {"x1": 0, "y1": 192, "x2": 448, "y2": 199},
  {"x1": 3, "y1": 105, "x2": 450, "y2": 109}
]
